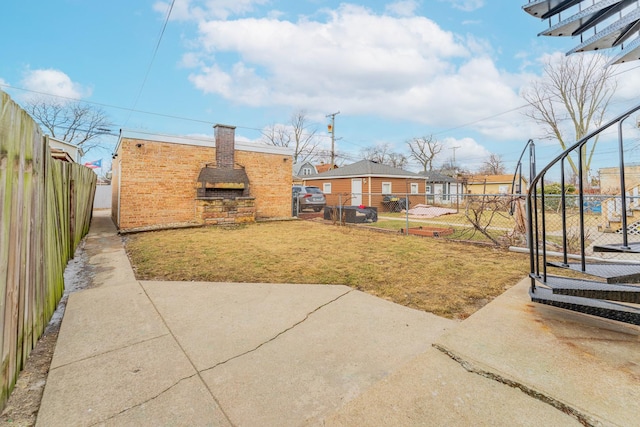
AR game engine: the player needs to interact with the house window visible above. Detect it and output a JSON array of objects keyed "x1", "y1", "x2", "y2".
[
  {"x1": 426, "y1": 186, "x2": 432, "y2": 195},
  {"x1": 302, "y1": 167, "x2": 312, "y2": 175},
  {"x1": 410, "y1": 183, "x2": 419, "y2": 194},
  {"x1": 382, "y1": 182, "x2": 392, "y2": 194},
  {"x1": 323, "y1": 183, "x2": 332, "y2": 194}
]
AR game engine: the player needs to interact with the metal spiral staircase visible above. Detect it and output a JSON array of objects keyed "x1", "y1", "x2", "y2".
[
  {"x1": 520, "y1": 1, "x2": 640, "y2": 324},
  {"x1": 523, "y1": 105, "x2": 640, "y2": 325},
  {"x1": 523, "y1": 0, "x2": 640, "y2": 64}
]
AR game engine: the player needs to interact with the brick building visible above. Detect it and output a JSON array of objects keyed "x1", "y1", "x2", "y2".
[
  {"x1": 302, "y1": 160, "x2": 425, "y2": 208},
  {"x1": 111, "y1": 125, "x2": 293, "y2": 232}
]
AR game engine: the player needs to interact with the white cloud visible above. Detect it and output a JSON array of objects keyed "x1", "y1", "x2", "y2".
[
  {"x1": 440, "y1": 137, "x2": 491, "y2": 169},
  {"x1": 385, "y1": 0, "x2": 419, "y2": 17},
  {"x1": 610, "y1": 62, "x2": 640, "y2": 106},
  {"x1": 20, "y1": 69, "x2": 90, "y2": 101},
  {"x1": 178, "y1": 2, "x2": 533, "y2": 141},
  {"x1": 154, "y1": 0, "x2": 269, "y2": 21},
  {"x1": 440, "y1": 0, "x2": 485, "y2": 12}
]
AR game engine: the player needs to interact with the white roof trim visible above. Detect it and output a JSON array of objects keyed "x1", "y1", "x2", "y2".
[
  {"x1": 116, "y1": 129, "x2": 293, "y2": 156},
  {"x1": 49, "y1": 137, "x2": 79, "y2": 149}
]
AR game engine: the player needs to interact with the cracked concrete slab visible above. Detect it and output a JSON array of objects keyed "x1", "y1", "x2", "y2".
[
  {"x1": 98, "y1": 376, "x2": 231, "y2": 427},
  {"x1": 199, "y1": 289, "x2": 454, "y2": 426},
  {"x1": 37, "y1": 335, "x2": 197, "y2": 427},
  {"x1": 321, "y1": 346, "x2": 581, "y2": 426},
  {"x1": 50, "y1": 282, "x2": 169, "y2": 368},
  {"x1": 39, "y1": 211, "x2": 640, "y2": 426},
  {"x1": 434, "y1": 277, "x2": 640, "y2": 427},
  {"x1": 140, "y1": 281, "x2": 354, "y2": 371}
]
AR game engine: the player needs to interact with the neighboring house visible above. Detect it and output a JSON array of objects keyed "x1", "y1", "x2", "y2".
[
  {"x1": 466, "y1": 174, "x2": 526, "y2": 195},
  {"x1": 49, "y1": 137, "x2": 81, "y2": 162},
  {"x1": 315, "y1": 162, "x2": 338, "y2": 173},
  {"x1": 292, "y1": 161, "x2": 318, "y2": 185},
  {"x1": 111, "y1": 125, "x2": 293, "y2": 232},
  {"x1": 417, "y1": 171, "x2": 465, "y2": 205},
  {"x1": 599, "y1": 164, "x2": 640, "y2": 194},
  {"x1": 302, "y1": 159, "x2": 425, "y2": 208}
]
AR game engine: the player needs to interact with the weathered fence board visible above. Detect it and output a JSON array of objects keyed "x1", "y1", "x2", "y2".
[{"x1": 0, "y1": 91, "x2": 96, "y2": 409}]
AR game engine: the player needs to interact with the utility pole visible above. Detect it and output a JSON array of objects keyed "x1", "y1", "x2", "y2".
[
  {"x1": 450, "y1": 145, "x2": 461, "y2": 169},
  {"x1": 450, "y1": 145, "x2": 461, "y2": 208},
  {"x1": 326, "y1": 111, "x2": 340, "y2": 168}
]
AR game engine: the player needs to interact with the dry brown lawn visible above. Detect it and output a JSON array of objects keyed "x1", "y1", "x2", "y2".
[{"x1": 124, "y1": 220, "x2": 530, "y2": 319}]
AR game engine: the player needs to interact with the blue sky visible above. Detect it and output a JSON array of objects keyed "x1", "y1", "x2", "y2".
[{"x1": 2, "y1": 0, "x2": 640, "y2": 174}]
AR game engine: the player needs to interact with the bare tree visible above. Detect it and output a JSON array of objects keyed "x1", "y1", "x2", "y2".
[
  {"x1": 262, "y1": 110, "x2": 321, "y2": 163},
  {"x1": 25, "y1": 97, "x2": 113, "y2": 156},
  {"x1": 360, "y1": 142, "x2": 391, "y2": 164},
  {"x1": 478, "y1": 153, "x2": 505, "y2": 175},
  {"x1": 387, "y1": 152, "x2": 408, "y2": 169},
  {"x1": 522, "y1": 53, "x2": 616, "y2": 177},
  {"x1": 407, "y1": 135, "x2": 442, "y2": 172},
  {"x1": 360, "y1": 142, "x2": 408, "y2": 168},
  {"x1": 438, "y1": 159, "x2": 469, "y2": 176},
  {"x1": 261, "y1": 124, "x2": 291, "y2": 147}
]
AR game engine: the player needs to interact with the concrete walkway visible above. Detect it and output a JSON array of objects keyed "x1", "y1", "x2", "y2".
[{"x1": 36, "y1": 211, "x2": 639, "y2": 426}]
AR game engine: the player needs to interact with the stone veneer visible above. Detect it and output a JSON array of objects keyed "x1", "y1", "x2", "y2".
[{"x1": 196, "y1": 197, "x2": 256, "y2": 225}]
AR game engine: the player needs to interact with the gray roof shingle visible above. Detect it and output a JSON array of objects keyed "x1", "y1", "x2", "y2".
[
  {"x1": 304, "y1": 160, "x2": 421, "y2": 179},
  {"x1": 416, "y1": 171, "x2": 456, "y2": 183}
]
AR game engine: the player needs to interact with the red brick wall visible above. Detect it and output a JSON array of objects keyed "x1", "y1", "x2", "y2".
[
  {"x1": 214, "y1": 124, "x2": 235, "y2": 168},
  {"x1": 305, "y1": 177, "x2": 424, "y2": 208},
  {"x1": 112, "y1": 137, "x2": 292, "y2": 230}
]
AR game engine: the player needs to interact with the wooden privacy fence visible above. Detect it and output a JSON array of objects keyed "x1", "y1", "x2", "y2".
[{"x1": 0, "y1": 91, "x2": 97, "y2": 409}]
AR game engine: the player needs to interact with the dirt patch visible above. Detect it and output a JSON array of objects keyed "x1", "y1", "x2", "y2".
[
  {"x1": 0, "y1": 242, "x2": 92, "y2": 426},
  {"x1": 0, "y1": 326, "x2": 59, "y2": 426}
]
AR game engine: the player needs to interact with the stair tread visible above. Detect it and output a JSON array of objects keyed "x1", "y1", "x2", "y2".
[
  {"x1": 538, "y1": 274, "x2": 640, "y2": 292},
  {"x1": 530, "y1": 287, "x2": 640, "y2": 325},
  {"x1": 592, "y1": 242, "x2": 640, "y2": 253},
  {"x1": 546, "y1": 262, "x2": 640, "y2": 283}
]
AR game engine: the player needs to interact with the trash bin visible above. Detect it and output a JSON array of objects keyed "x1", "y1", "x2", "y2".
[{"x1": 324, "y1": 206, "x2": 377, "y2": 223}]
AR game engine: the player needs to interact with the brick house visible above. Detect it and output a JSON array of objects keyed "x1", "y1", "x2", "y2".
[
  {"x1": 111, "y1": 125, "x2": 293, "y2": 232},
  {"x1": 302, "y1": 159, "x2": 425, "y2": 209}
]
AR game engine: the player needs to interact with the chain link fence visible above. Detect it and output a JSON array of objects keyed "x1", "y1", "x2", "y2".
[{"x1": 299, "y1": 191, "x2": 640, "y2": 256}]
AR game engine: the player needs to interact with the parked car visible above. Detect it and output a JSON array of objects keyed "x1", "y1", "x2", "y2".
[{"x1": 293, "y1": 185, "x2": 326, "y2": 212}]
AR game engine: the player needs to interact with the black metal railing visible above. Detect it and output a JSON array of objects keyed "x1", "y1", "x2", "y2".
[{"x1": 527, "y1": 103, "x2": 640, "y2": 285}]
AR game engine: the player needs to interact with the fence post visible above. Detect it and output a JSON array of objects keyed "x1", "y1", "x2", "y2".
[{"x1": 405, "y1": 192, "x2": 409, "y2": 235}]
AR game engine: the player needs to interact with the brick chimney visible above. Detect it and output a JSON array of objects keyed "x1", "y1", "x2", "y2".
[{"x1": 214, "y1": 124, "x2": 236, "y2": 168}]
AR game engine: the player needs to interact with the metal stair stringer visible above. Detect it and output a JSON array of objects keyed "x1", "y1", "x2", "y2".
[{"x1": 529, "y1": 285, "x2": 640, "y2": 325}]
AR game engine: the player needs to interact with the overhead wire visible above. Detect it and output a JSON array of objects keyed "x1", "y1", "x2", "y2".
[
  {"x1": 121, "y1": 0, "x2": 176, "y2": 128},
  {"x1": 3, "y1": 50, "x2": 640, "y2": 168}
]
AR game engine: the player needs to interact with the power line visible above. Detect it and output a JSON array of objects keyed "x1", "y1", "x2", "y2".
[
  {"x1": 0, "y1": 82, "x2": 273, "y2": 135},
  {"x1": 122, "y1": 0, "x2": 176, "y2": 128},
  {"x1": 4, "y1": 55, "x2": 639, "y2": 157}
]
